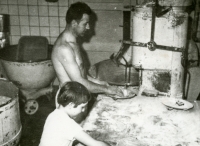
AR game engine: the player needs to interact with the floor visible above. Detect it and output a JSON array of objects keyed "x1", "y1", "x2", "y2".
[{"x1": 19, "y1": 86, "x2": 58, "y2": 146}]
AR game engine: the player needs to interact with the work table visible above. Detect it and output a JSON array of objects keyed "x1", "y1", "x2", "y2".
[{"x1": 82, "y1": 95, "x2": 200, "y2": 146}]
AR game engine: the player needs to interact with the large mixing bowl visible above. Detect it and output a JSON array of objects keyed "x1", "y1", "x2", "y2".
[{"x1": 0, "y1": 45, "x2": 56, "y2": 90}]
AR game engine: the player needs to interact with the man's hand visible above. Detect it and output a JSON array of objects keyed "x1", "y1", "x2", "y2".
[
  {"x1": 106, "y1": 85, "x2": 124, "y2": 97},
  {"x1": 87, "y1": 75, "x2": 109, "y2": 86}
]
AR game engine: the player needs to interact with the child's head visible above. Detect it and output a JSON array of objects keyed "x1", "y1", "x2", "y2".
[
  {"x1": 57, "y1": 81, "x2": 91, "y2": 119},
  {"x1": 57, "y1": 81, "x2": 91, "y2": 107}
]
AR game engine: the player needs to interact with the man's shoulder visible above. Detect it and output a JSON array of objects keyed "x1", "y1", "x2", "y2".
[{"x1": 53, "y1": 43, "x2": 73, "y2": 55}]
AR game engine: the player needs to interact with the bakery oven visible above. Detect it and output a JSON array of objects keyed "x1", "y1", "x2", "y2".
[
  {"x1": 89, "y1": 0, "x2": 192, "y2": 99},
  {"x1": 120, "y1": 1, "x2": 189, "y2": 98}
]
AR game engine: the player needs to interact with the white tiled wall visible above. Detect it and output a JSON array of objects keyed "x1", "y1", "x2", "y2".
[
  {"x1": 0, "y1": 0, "x2": 125, "y2": 66},
  {"x1": 0, "y1": 0, "x2": 68, "y2": 45}
]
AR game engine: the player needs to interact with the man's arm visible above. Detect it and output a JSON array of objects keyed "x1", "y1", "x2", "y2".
[
  {"x1": 58, "y1": 46, "x2": 122, "y2": 96},
  {"x1": 87, "y1": 75, "x2": 109, "y2": 86}
]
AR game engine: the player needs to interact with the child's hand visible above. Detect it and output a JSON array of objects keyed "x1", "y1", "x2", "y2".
[{"x1": 75, "y1": 143, "x2": 85, "y2": 146}]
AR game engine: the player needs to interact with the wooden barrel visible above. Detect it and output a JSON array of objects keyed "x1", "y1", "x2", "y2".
[{"x1": 0, "y1": 79, "x2": 21, "y2": 146}]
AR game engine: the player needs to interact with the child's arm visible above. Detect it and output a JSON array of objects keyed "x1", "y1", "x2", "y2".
[{"x1": 74, "y1": 130, "x2": 110, "y2": 146}]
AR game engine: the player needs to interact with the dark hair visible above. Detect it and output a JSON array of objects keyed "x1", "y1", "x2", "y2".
[
  {"x1": 66, "y1": 2, "x2": 92, "y2": 24},
  {"x1": 57, "y1": 81, "x2": 91, "y2": 107}
]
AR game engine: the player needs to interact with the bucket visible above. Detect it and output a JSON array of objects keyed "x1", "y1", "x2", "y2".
[{"x1": 0, "y1": 79, "x2": 22, "y2": 146}]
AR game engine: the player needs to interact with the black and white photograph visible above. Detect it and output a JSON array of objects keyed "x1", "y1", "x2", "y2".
[{"x1": 0, "y1": 0, "x2": 200, "y2": 146}]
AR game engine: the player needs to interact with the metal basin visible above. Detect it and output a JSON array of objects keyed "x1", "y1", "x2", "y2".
[{"x1": 0, "y1": 45, "x2": 56, "y2": 90}]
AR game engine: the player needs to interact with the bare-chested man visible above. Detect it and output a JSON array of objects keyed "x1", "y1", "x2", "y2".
[{"x1": 52, "y1": 2, "x2": 123, "y2": 108}]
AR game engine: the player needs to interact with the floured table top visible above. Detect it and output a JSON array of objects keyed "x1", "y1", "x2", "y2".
[{"x1": 82, "y1": 95, "x2": 200, "y2": 146}]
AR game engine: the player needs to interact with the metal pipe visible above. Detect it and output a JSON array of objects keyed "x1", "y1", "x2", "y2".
[
  {"x1": 150, "y1": 0, "x2": 157, "y2": 42},
  {"x1": 192, "y1": 2, "x2": 200, "y2": 42}
]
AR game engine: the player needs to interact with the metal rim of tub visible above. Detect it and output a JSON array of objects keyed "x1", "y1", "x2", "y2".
[
  {"x1": 0, "y1": 59, "x2": 56, "y2": 89},
  {"x1": 0, "y1": 58, "x2": 53, "y2": 64}
]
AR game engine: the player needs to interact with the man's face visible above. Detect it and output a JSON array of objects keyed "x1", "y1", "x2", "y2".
[
  {"x1": 69, "y1": 102, "x2": 88, "y2": 119},
  {"x1": 75, "y1": 14, "x2": 90, "y2": 37}
]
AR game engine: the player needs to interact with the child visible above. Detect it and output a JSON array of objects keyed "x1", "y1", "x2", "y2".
[{"x1": 39, "y1": 81, "x2": 110, "y2": 146}]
